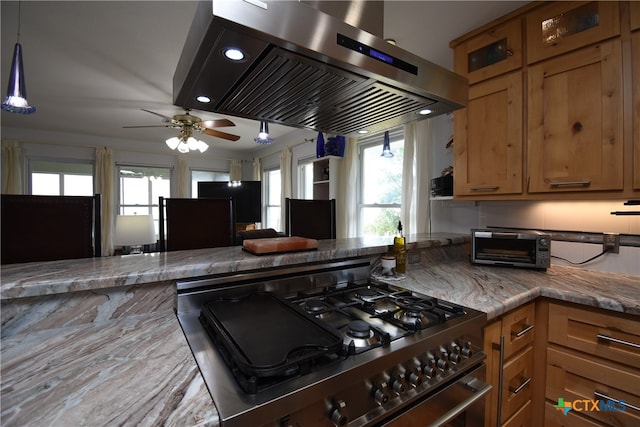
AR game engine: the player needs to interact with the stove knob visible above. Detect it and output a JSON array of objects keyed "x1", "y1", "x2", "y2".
[
  {"x1": 448, "y1": 344, "x2": 462, "y2": 363},
  {"x1": 390, "y1": 376, "x2": 405, "y2": 394},
  {"x1": 461, "y1": 341, "x2": 473, "y2": 358},
  {"x1": 421, "y1": 355, "x2": 437, "y2": 378},
  {"x1": 406, "y1": 370, "x2": 423, "y2": 387},
  {"x1": 371, "y1": 383, "x2": 389, "y2": 406},
  {"x1": 329, "y1": 400, "x2": 348, "y2": 427},
  {"x1": 436, "y1": 357, "x2": 449, "y2": 372}
]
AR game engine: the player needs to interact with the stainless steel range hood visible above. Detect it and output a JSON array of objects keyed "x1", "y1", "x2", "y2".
[{"x1": 173, "y1": 0, "x2": 468, "y2": 136}]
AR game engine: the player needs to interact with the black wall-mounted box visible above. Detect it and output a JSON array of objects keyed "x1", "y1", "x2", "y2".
[{"x1": 431, "y1": 175, "x2": 453, "y2": 197}]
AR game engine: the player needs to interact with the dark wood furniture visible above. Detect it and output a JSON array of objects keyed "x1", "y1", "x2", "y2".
[
  {"x1": 284, "y1": 198, "x2": 336, "y2": 240},
  {"x1": 1, "y1": 194, "x2": 101, "y2": 264},
  {"x1": 158, "y1": 197, "x2": 235, "y2": 251}
]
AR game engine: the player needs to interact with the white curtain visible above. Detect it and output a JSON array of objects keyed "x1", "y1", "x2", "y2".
[
  {"x1": 252, "y1": 158, "x2": 261, "y2": 181},
  {"x1": 337, "y1": 137, "x2": 358, "y2": 238},
  {"x1": 413, "y1": 119, "x2": 433, "y2": 234},
  {"x1": 402, "y1": 125, "x2": 416, "y2": 237},
  {"x1": 230, "y1": 159, "x2": 242, "y2": 181},
  {"x1": 1, "y1": 141, "x2": 23, "y2": 194},
  {"x1": 279, "y1": 147, "x2": 292, "y2": 231},
  {"x1": 176, "y1": 156, "x2": 189, "y2": 198},
  {"x1": 96, "y1": 146, "x2": 115, "y2": 256}
]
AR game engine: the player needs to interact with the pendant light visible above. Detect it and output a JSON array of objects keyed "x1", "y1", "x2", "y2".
[
  {"x1": 2, "y1": 1, "x2": 36, "y2": 115},
  {"x1": 254, "y1": 121, "x2": 273, "y2": 144},
  {"x1": 381, "y1": 131, "x2": 393, "y2": 158}
]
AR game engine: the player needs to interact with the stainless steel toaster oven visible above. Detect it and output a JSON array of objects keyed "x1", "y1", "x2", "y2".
[{"x1": 471, "y1": 229, "x2": 551, "y2": 269}]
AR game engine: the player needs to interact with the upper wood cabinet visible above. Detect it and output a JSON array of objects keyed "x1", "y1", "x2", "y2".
[
  {"x1": 526, "y1": 1, "x2": 620, "y2": 64},
  {"x1": 454, "y1": 71, "x2": 523, "y2": 196},
  {"x1": 527, "y1": 40, "x2": 624, "y2": 193},
  {"x1": 634, "y1": 32, "x2": 640, "y2": 190},
  {"x1": 453, "y1": 18, "x2": 523, "y2": 84},
  {"x1": 631, "y1": 1, "x2": 640, "y2": 31}
]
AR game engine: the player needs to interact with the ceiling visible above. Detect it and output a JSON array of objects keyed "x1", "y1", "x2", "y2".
[{"x1": 1, "y1": 1, "x2": 528, "y2": 155}]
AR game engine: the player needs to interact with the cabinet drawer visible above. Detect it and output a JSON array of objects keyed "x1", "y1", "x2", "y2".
[
  {"x1": 453, "y1": 18, "x2": 523, "y2": 84},
  {"x1": 544, "y1": 401, "x2": 604, "y2": 426},
  {"x1": 503, "y1": 399, "x2": 531, "y2": 427},
  {"x1": 501, "y1": 346, "x2": 533, "y2": 424},
  {"x1": 526, "y1": 1, "x2": 620, "y2": 64},
  {"x1": 548, "y1": 303, "x2": 640, "y2": 369},
  {"x1": 501, "y1": 302, "x2": 535, "y2": 359},
  {"x1": 546, "y1": 347, "x2": 640, "y2": 427}
]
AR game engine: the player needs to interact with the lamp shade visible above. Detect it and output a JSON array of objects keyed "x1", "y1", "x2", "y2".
[
  {"x1": 381, "y1": 131, "x2": 393, "y2": 157},
  {"x1": 113, "y1": 214, "x2": 156, "y2": 247},
  {"x1": 1, "y1": 43, "x2": 36, "y2": 115}
]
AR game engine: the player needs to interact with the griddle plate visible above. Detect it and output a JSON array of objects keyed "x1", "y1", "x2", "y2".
[{"x1": 200, "y1": 292, "x2": 343, "y2": 378}]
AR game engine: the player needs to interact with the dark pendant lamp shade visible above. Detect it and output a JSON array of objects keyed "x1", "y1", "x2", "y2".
[
  {"x1": 254, "y1": 121, "x2": 273, "y2": 144},
  {"x1": 2, "y1": 42, "x2": 36, "y2": 115},
  {"x1": 381, "y1": 131, "x2": 393, "y2": 157}
]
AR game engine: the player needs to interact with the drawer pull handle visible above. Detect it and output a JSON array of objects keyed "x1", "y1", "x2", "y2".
[
  {"x1": 596, "y1": 334, "x2": 640, "y2": 349},
  {"x1": 509, "y1": 377, "x2": 532, "y2": 395},
  {"x1": 594, "y1": 390, "x2": 640, "y2": 413},
  {"x1": 549, "y1": 180, "x2": 591, "y2": 187},
  {"x1": 470, "y1": 185, "x2": 499, "y2": 191},
  {"x1": 512, "y1": 324, "x2": 534, "y2": 338}
]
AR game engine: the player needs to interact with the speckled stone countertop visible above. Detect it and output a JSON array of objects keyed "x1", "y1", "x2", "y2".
[{"x1": 1, "y1": 234, "x2": 638, "y2": 427}]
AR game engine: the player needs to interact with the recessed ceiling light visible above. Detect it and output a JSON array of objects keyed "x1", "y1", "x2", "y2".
[
  {"x1": 223, "y1": 47, "x2": 246, "y2": 61},
  {"x1": 418, "y1": 109, "x2": 432, "y2": 115},
  {"x1": 196, "y1": 95, "x2": 211, "y2": 103},
  {"x1": 358, "y1": 130, "x2": 369, "y2": 134}
]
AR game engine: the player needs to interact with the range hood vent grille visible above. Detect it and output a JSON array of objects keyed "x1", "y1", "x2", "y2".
[{"x1": 217, "y1": 48, "x2": 436, "y2": 135}]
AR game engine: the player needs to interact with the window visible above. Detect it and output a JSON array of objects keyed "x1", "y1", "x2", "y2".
[
  {"x1": 191, "y1": 170, "x2": 229, "y2": 197},
  {"x1": 29, "y1": 160, "x2": 94, "y2": 196},
  {"x1": 263, "y1": 168, "x2": 281, "y2": 231},
  {"x1": 359, "y1": 130, "x2": 404, "y2": 237},
  {"x1": 118, "y1": 166, "x2": 171, "y2": 235}
]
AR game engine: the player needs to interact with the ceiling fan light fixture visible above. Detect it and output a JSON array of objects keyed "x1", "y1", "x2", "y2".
[
  {"x1": 165, "y1": 136, "x2": 180, "y2": 150},
  {"x1": 177, "y1": 141, "x2": 190, "y2": 153},
  {"x1": 254, "y1": 120, "x2": 273, "y2": 144}
]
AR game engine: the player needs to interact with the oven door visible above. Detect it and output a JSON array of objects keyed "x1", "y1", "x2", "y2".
[{"x1": 381, "y1": 364, "x2": 490, "y2": 427}]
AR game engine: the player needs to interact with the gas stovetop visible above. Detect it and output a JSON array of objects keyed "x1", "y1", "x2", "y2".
[
  {"x1": 176, "y1": 258, "x2": 487, "y2": 427},
  {"x1": 198, "y1": 282, "x2": 469, "y2": 394}
]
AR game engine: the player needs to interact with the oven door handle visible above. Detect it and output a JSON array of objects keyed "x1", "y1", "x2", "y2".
[{"x1": 427, "y1": 374, "x2": 493, "y2": 427}]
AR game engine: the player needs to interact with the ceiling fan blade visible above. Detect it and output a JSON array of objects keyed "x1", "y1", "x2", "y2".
[
  {"x1": 199, "y1": 118, "x2": 235, "y2": 128},
  {"x1": 140, "y1": 108, "x2": 172, "y2": 122},
  {"x1": 202, "y1": 128, "x2": 241, "y2": 141},
  {"x1": 122, "y1": 125, "x2": 172, "y2": 129}
]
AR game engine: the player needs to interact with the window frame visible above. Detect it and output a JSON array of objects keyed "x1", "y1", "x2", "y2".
[
  {"x1": 357, "y1": 128, "x2": 404, "y2": 237},
  {"x1": 28, "y1": 158, "x2": 95, "y2": 196},
  {"x1": 190, "y1": 168, "x2": 230, "y2": 198},
  {"x1": 262, "y1": 167, "x2": 281, "y2": 231}
]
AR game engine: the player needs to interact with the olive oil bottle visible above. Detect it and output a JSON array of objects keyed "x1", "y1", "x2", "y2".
[{"x1": 393, "y1": 221, "x2": 406, "y2": 274}]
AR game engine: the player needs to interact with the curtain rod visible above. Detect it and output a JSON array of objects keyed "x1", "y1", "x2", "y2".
[{"x1": 7, "y1": 139, "x2": 252, "y2": 162}]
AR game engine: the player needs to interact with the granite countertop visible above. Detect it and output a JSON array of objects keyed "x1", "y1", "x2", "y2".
[{"x1": 1, "y1": 234, "x2": 639, "y2": 427}]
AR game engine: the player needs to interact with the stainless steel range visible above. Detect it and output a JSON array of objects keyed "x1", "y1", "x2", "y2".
[{"x1": 177, "y1": 258, "x2": 490, "y2": 426}]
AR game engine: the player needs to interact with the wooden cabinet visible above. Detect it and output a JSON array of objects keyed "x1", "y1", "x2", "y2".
[
  {"x1": 526, "y1": 1, "x2": 620, "y2": 64},
  {"x1": 633, "y1": 32, "x2": 640, "y2": 190},
  {"x1": 632, "y1": 1, "x2": 640, "y2": 32},
  {"x1": 454, "y1": 71, "x2": 523, "y2": 197},
  {"x1": 453, "y1": 18, "x2": 523, "y2": 84},
  {"x1": 544, "y1": 302, "x2": 640, "y2": 426},
  {"x1": 484, "y1": 302, "x2": 536, "y2": 427},
  {"x1": 311, "y1": 156, "x2": 340, "y2": 200},
  {"x1": 527, "y1": 40, "x2": 624, "y2": 193}
]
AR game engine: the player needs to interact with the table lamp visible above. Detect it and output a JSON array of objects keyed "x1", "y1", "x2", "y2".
[{"x1": 114, "y1": 214, "x2": 156, "y2": 255}]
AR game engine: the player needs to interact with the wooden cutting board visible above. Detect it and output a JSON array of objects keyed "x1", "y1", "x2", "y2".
[{"x1": 242, "y1": 236, "x2": 318, "y2": 255}]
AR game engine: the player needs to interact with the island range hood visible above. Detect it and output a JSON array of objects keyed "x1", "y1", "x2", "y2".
[{"x1": 173, "y1": 0, "x2": 468, "y2": 136}]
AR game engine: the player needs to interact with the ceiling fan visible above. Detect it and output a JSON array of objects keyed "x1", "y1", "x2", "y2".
[{"x1": 124, "y1": 108, "x2": 240, "y2": 153}]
